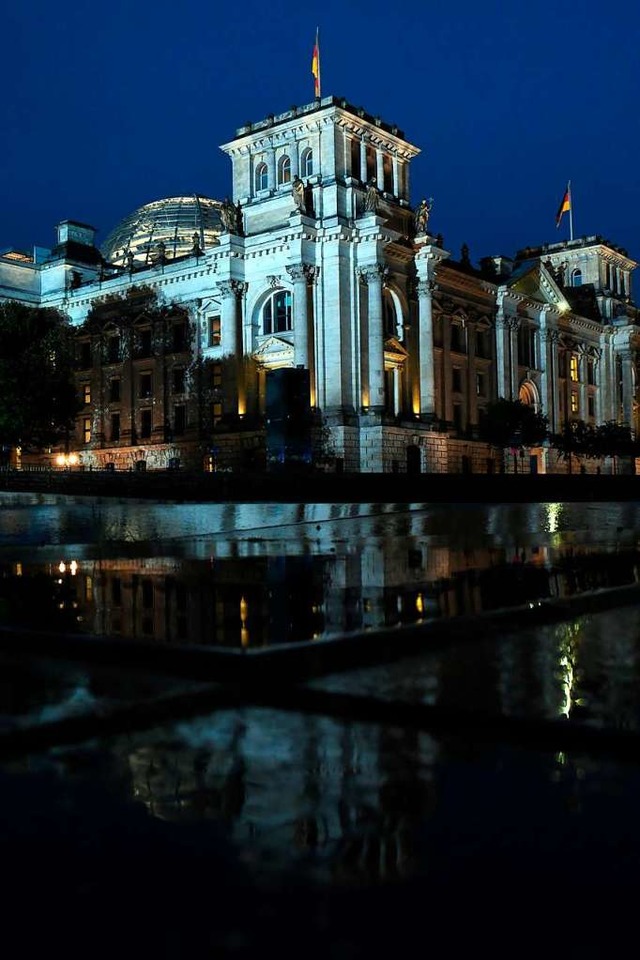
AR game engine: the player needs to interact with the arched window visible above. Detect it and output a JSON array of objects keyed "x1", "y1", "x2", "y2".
[
  {"x1": 263, "y1": 290, "x2": 292, "y2": 334},
  {"x1": 572, "y1": 268, "x2": 582, "y2": 287},
  {"x1": 255, "y1": 162, "x2": 268, "y2": 192},
  {"x1": 277, "y1": 155, "x2": 291, "y2": 186},
  {"x1": 383, "y1": 293, "x2": 398, "y2": 338},
  {"x1": 300, "y1": 147, "x2": 313, "y2": 178}
]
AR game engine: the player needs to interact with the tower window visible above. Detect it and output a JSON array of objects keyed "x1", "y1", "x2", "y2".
[
  {"x1": 263, "y1": 290, "x2": 292, "y2": 334},
  {"x1": 255, "y1": 162, "x2": 268, "y2": 192},
  {"x1": 300, "y1": 147, "x2": 313, "y2": 178},
  {"x1": 277, "y1": 155, "x2": 291, "y2": 186}
]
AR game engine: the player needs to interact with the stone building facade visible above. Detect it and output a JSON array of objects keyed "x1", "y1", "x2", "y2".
[{"x1": 0, "y1": 95, "x2": 638, "y2": 473}]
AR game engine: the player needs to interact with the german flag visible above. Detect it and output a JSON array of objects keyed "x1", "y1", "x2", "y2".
[
  {"x1": 311, "y1": 28, "x2": 321, "y2": 98},
  {"x1": 556, "y1": 183, "x2": 571, "y2": 228}
]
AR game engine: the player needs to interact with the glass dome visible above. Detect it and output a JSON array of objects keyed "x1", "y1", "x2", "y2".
[{"x1": 101, "y1": 195, "x2": 225, "y2": 267}]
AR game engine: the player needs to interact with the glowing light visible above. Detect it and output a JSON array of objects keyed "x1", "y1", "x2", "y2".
[
  {"x1": 416, "y1": 592, "x2": 424, "y2": 614},
  {"x1": 70, "y1": 560, "x2": 78, "y2": 576},
  {"x1": 545, "y1": 502, "x2": 563, "y2": 533},
  {"x1": 58, "y1": 561, "x2": 66, "y2": 574}
]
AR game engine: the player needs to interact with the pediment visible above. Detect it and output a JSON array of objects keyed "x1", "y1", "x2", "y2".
[
  {"x1": 505, "y1": 261, "x2": 571, "y2": 311},
  {"x1": 252, "y1": 335, "x2": 294, "y2": 366},
  {"x1": 384, "y1": 336, "x2": 409, "y2": 365}
]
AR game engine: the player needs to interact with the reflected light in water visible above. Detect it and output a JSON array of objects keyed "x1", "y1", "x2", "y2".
[{"x1": 545, "y1": 503, "x2": 563, "y2": 533}]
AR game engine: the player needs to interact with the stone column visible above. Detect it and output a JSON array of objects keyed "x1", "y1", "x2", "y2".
[
  {"x1": 467, "y1": 318, "x2": 477, "y2": 428},
  {"x1": 360, "y1": 140, "x2": 367, "y2": 183},
  {"x1": 416, "y1": 279, "x2": 436, "y2": 419},
  {"x1": 540, "y1": 321, "x2": 560, "y2": 433},
  {"x1": 392, "y1": 156, "x2": 399, "y2": 197},
  {"x1": 286, "y1": 264, "x2": 310, "y2": 369},
  {"x1": 509, "y1": 317, "x2": 520, "y2": 400},
  {"x1": 266, "y1": 142, "x2": 276, "y2": 191},
  {"x1": 376, "y1": 149, "x2": 384, "y2": 189},
  {"x1": 494, "y1": 298, "x2": 512, "y2": 399},
  {"x1": 216, "y1": 281, "x2": 240, "y2": 357},
  {"x1": 620, "y1": 349, "x2": 634, "y2": 426},
  {"x1": 358, "y1": 265, "x2": 385, "y2": 411}
]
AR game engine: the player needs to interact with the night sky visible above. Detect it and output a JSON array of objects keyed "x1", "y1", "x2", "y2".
[{"x1": 3, "y1": 0, "x2": 639, "y2": 268}]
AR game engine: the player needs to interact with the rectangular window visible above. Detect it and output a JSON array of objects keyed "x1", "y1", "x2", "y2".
[
  {"x1": 79, "y1": 342, "x2": 91, "y2": 368},
  {"x1": 172, "y1": 322, "x2": 187, "y2": 353},
  {"x1": 588, "y1": 396, "x2": 595, "y2": 418},
  {"x1": 208, "y1": 316, "x2": 221, "y2": 347},
  {"x1": 452, "y1": 403, "x2": 463, "y2": 433},
  {"x1": 476, "y1": 372, "x2": 486, "y2": 397},
  {"x1": 174, "y1": 404, "x2": 186, "y2": 436},
  {"x1": 83, "y1": 417, "x2": 91, "y2": 444},
  {"x1": 452, "y1": 368, "x2": 462, "y2": 392},
  {"x1": 111, "y1": 413, "x2": 120, "y2": 442},
  {"x1": 350, "y1": 138, "x2": 361, "y2": 178},
  {"x1": 570, "y1": 355, "x2": 579, "y2": 382},
  {"x1": 107, "y1": 336, "x2": 120, "y2": 364},
  {"x1": 212, "y1": 363, "x2": 222, "y2": 390},
  {"x1": 571, "y1": 392, "x2": 579, "y2": 414},
  {"x1": 83, "y1": 383, "x2": 91, "y2": 405},
  {"x1": 111, "y1": 578, "x2": 122, "y2": 607},
  {"x1": 140, "y1": 409, "x2": 152, "y2": 439},
  {"x1": 141, "y1": 580, "x2": 154, "y2": 609},
  {"x1": 587, "y1": 359, "x2": 595, "y2": 386},
  {"x1": 109, "y1": 378, "x2": 121, "y2": 403},
  {"x1": 138, "y1": 328, "x2": 152, "y2": 357},
  {"x1": 172, "y1": 368, "x2": 185, "y2": 394},
  {"x1": 212, "y1": 402, "x2": 222, "y2": 426},
  {"x1": 450, "y1": 324, "x2": 465, "y2": 353},
  {"x1": 139, "y1": 372, "x2": 152, "y2": 399},
  {"x1": 476, "y1": 329, "x2": 489, "y2": 359}
]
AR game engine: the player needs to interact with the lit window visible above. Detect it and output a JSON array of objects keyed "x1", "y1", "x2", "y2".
[
  {"x1": 570, "y1": 355, "x2": 579, "y2": 382},
  {"x1": 255, "y1": 161, "x2": 268, "y2": 192},
  {"x1": 209, "y1": 315, "x2": 221, "y2": 347},
  {"x1": 571, "y1": 392, "x2": 579, "y2": 414},
  {"x1": 83, "y1": 383, "x2": 91, "y2": 405},
  {"x1": 277, "y1": 155, "x2": 291, "y2": 186},
  {"x1": 300, "y1": 148, "x2": 313, "y2": 178},
  {"x1": 263, "y1": 290, "x2": 292, "y2": 334},
  {"x1": 83, "y1": 417, "x2": 91, "y2": 444},
  {"x1": 213, "y1": 402, "x2": 222, "y2": 426}
]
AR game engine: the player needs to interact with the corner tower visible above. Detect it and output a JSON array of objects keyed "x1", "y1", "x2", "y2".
[{"x1": 220, "y1": 96, "x2": 420, "y2": 236}]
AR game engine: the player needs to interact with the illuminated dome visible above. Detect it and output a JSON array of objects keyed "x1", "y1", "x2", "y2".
[{"x1": 101, "y1": 195, "x2": 224, "y2": 267}]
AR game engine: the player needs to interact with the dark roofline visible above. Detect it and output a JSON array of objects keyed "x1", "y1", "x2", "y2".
[
  {"x1": 515, "y1": 235, "x2": 629, "y2": 260},
  {"x1": 58, "y1": 219, "x2": 98, "y2": 231},
  {"x1": 234, "y1": 95, "x2": 405, "y2": 140}
]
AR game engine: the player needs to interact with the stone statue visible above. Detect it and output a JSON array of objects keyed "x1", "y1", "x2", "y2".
[
  {"x1": 292, "y1": 175, "x2": 306, "y2": 214},
  {"x1": 235, "y1": 201, "x2": 244, "y2": 236},
  {"x1": 364, "y1": 178, "x2": 379, "y2": 214},
  {"x1": 156, "y1": 240, "x2": 166, "y2": 262},
  {"x1": 414, "y1": 197, "x2": 433, "y2": 235},
  {"x1": 125, "y1": 250, "x2": 134, "y2": 272},
  {"x1": 220, "y1": 198, "x2": 238, "y2": 234},
  {"x1": 192, "y1": 232, "x2": 202, "y2": 256}
]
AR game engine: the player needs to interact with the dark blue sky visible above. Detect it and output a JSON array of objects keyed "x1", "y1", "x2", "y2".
[{"x1": 3, "y1": 0, "x2": 639, "y2": 267}]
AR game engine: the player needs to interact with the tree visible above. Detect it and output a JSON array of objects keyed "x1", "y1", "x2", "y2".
[
  {"x1": 550, "y1": 419, "x2": 595, "y2": 474},
  {"x1": 0, "y1": 302, "x2": 81, "y2": 453},
  {"x1": 478, "y1": 398, "x2": 549, "y2": 473},
  {"x1": 592, "y1": 421, "x2": 640, "y2": 474}
]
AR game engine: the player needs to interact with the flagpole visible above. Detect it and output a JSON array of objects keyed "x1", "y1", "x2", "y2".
[{"x1": 568, "y1": 179, "x2": 574, "y2": 241}]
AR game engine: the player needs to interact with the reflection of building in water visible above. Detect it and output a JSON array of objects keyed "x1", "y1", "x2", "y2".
[{"x1": 124, "y1": 708, "x2": 439, "y2": 885}]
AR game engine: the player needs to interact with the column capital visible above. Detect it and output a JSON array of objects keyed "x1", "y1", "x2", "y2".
[
  {"x1": 358, "y1": 264, "x2": 386, "y2": 286},
  {"x1": 416, "y1": 278, "x2": 436, "y2": 298}
]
